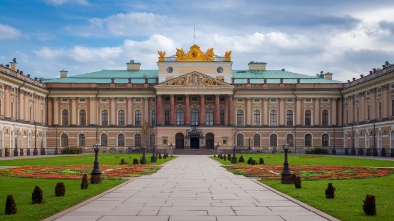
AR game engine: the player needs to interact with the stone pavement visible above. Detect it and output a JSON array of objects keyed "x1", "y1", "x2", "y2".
[{"x1": 49, "y1": 155, "x2": 338, "y2": 221}]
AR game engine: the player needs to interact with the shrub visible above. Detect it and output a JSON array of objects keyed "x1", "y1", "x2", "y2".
[
  {"x1": 247, "y1": 157, "x2": 253, "y2": 164},
  {"x1": 290, "y1": 174, "x2": 297, "y2": 184},
  {"x1": 331, "y1": 148, "x2": 336, "y2": 155},
  {"x1": 81, "y1": 174, "x2": 89, "y2": 189},
  {"x1": 351, "y1": 148, "x2": 356, "y2": 155},
  {"x1": 366, "y1": 148, "x2": 371, "y2": 156},
  {"x1": 294, "y1": 176, "x2": 302, "y2": 189},
  {"x1": 252, "y1": 160, "x2": 258, "y2": 165},
  {"x1": 363, "y1": 194, "x2": 376, "y2": 216},
  {"x1": 239, "y1": 155, "x2": 244, "y2": 162},
  {"x1": 120, "y1": 159, "x2": 125, "y2": 165},
  {"x1": 133, "y1": 158, "x2": 139, "y2": 165},
  {"x1": 306, "y1": 148, "x2": 329, "y2": 155},
  {"x1": 259, "y1": 157, "x2": 264, "y2": 164},
  {"x1": 5, "y1": 194, "x2": 17, "y2": 215},
  {"x1": 5, "y1": 147, "x2": 10, "y2": 157},
  {"x1": 55, "y1": 182, "x2": 66, "y2": 197},
  {"x1": 325, "y1": 183, "x2": 335, "y2": 199},
  {"x1": 373, "y1": 148, "x2": 378, "y2": 156},
  {"x1": 213, "y1": 154, "x2": 216, "y2": 157},
  {"x1": 158, "y1": 153, "x2": 162, "y2": 159},
  {"x1": 61, "y1": 146, "x2": 83, "y2": 154},
  {"x1": 32, "y1": 186, "x2": 44, "y2": 204},
  {"x1": 227, "y1": 154, "x2": 231, "y2": 159},
  {"x1": 218, "y1": 154, "x2": 223, "y2": 159},
  {"x1": 381, "y1": 148, "x2": 386, "y2": 157},
  {"x1": 223, "y1": 155, "x2": 227, "y2": 161}
]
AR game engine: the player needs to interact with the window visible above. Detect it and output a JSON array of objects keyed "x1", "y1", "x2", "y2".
[
  {"x1": 219, "y1": 97, "x2": 225, "y2": 102},
  {"x1": 322, "y1": 134, "x2": 329, "y2": 146},
  {"x1": 61, "y1": 98, "x2": 68, "y2": 103},
  {"x1": 101, "y1": 98, "x2": 108, "y2": 102},
  {"x1": 150, "y1": 133, "x2": 155, "y2": 147},
  {"x1": 305, "y1": 134, "x2": 312, "y2": 146},
  {"x1": 151, "y1": 98, "x2": 156, "y2": 103},
  {"x1": 237, "y1": 134, "x2": 244, "y2": 147},
  {"x1": 270, "y1": 110, "x2": 277, "y2": 126},
  {"x1": 62, "y1": 110, "x2": 69, "y2": 125},
  {"x1": 118, "y1": 134, "x2": 125, "y2": 146},
  {"x1": 176, "y1": 97, "x2": 183, "y2": 102},
  {"x1": 151, "y1": 110, "x2": 156, "y2": 126},
  {"x1": 253, "y1": 134, "x2": 260, "y2": 147},
  {"x1": 287, "y1": 98, "x2": 293, "y2": 103},
  {"x1": 135, "y1": 134, "x2": 141, "y2": 147},
  {"x1": 253, "y1": 110, "x2": 260, "y2": 126},
  {"x1": 220, "y1": 110, "x2": 225, "y2": 125},
  {"x1": 237, "y1": 98, "x2": 244, "y2": 103},
  {"x1": 305, "y1": 110, "x2": 311, "y2": 126},
  {"x1": 321, "y1": 98, "x2": 329, "y2": 103},
  {"x1": 253, "y1": 98, "x2": 260, "y2": 103},
  {"x1": 206, "y1": 109, "x2": 213, "y2": 125},
  {"x1": 79, "y1": 134, "x2": 85, "y2": 147},
  {"x1": 270, "y1": 134, "x2": 277, "y2": 146},
  {"x1": 101, "y1": 110, "x2": 108, "y2": 126},
  {"x1": 206, "y1": 96, "x2": 213, "y2": 102},
  {"x1": 79, "y1": 98, "x2": 86, "y2": 102},
  {"x1": 79, "y1": 110, "x2": 86, "y2": 126},
  {"x1": 237, "y1": 110, "x2": 244, "y2": 126},
  {"x1": 392, "y1": 100, "x2": 394, "y2": 116},
  {"x1": 176, "y1": 109, "x2": 184, "y2": 125},
  {"x1": 118, "y1": 98, "x2": 125, "y2": 102},
  {"x1": 287, "y1": 134, "x2": 294, "y2": 146},
  {"x1": 61, "y1": 133, "x2": 68, "y2": 147},
  {"x1": 118, "y1": 110, "x2": 125, "y2": 126},
  {"x1": 134, "y1": 98, "x2": 142, "y2": 102},
  {"x1": 322, "y1": 110, "x2": 329, "y2": 126},
  {"x1": 135, "y1": 110, "x2": 141, "y2": 126},
  {"x1": 165, "y1": 110, "x2": 170, "y2": 125},
  {"x1": 378, "y1": 102, "x2": 382, "y2": 118},
  {"x1": 101, "y1": 134, "x2": 108, "y2": 146},
  {"x1": 305, "y1": 98, "x2": 312, "y2": 103},
  {"x1": 191, "y1": 96, "x2": 199, "y2": 102},
  {"x1": 287, "y1": 110, "x2": 293, "y2": 126},
  {"x1": 346, "y1": 110, "x2": 349, "y2": 124},
  {"x1": 367, "y1": 105, "x2": 370, "y2": 120},
  {"x1": 164, "y1": 97, "x2": 170, "y2": 102},
  {"x1": 191, "y1": 109, "x2": 199, "y2": 125},
  {"x1": 163, "y1": 137, "x2": 168, "y2": 145},
  {"x1": 270, "y1": 98, "x2": 277, "y2": 103},
  {"x1": 356, "y1": 108, "x2": 359, "y2": 122}
]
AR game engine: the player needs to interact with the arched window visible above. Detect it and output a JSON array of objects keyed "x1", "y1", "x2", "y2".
[
  {"x1": 101, "y1": 134, "x2": 108, "y2": 146},
  {"x1": 237, "y1": 134, "x2": 244, "y2": 147},
  {"x1": 165, "y1": 110, "x2": 170, "y2": 125},
  {"x1": 220, "y1": 110, "x2": 225, "y2": 125},
  {"x1": 61, "y1": 133, "x2": 68, "y2": 147},
  {"x1": 287, "y1": 110, "x2": 293, "y2": 126},
  {"x1": 151, "y1": 110, "x2": 156, "y2": 126},
  {"x1": 62, "y1": 110, "x2": 69, "y2": 125},
  {"x1": 270, "y1": 110, "x2": 277, "y2": 126},
  {"x1": 118, "y1": 134, "x2": 125, "y2": 146},
  {"x1": 356, "y1": 108, "x2": 359, "y2": 122},
  {"x1": 378, "y1": 102, "x2": 382, "y2": 118},
  {"x1": 150, "y1": 133, "x2": 155, "y2": 147},
  {"x1": 237, "y1": 110, "x2": 244, "y2": 126},
  {"x1": 118, "y1": 110, "x2": 125, "y2": 126},
  {"x1": 79, "y1": 110, "x2": 86, "y2": 126},
  {"x1": 101, "y1": 110, "x2": 108, "y2": 126},
  {"x1": 135, "y1": 110, "x2": 141, "y2": 126},
  {"x1": 254, "y1": 110, "x2": 260, "y2": 126},
  {"x1": 191, "y1": 109, "x2": 199, "y2": 125},
  {"x1": 367, "y1": 105, "x2": 370, "y2": 120},
  {"x1": 79, "y1": 134, "x2": 85, "y2": 147},
  {"x1": 305, "y1": 134, "x2": 312, "y2": 146},
  {"x1": 270, "y1": 134, "x2": 277, "y2": 146},
  {"x1": 135, "y1": 134, "x2": 141, "y2": 147},
  {"x1": 253, "y1": 134, "x2": 260, "y2": 147},
  {"x1": 206, "y1": 109, "x2": 213, "y2": 126},
  {"x1": 322, "y1": 110, "x2": 329, "y2": 126},
  {"x1": 322, "y1": 134, "x2": 329, "y2": 146},
  {"x1": 176, "y1": 109, "x2": 184, "y2": 125},
  {"x1": 287, "y1": 134, "x2": 294, "y2": 146},
  {"x1": 305, "y1": 110, "x2": 311, "y2": 126}
]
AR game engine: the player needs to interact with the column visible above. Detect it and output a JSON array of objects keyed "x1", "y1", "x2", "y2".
[
  {"x1": 90, "y1": 98, "x2": 96, "y2": 125},
  {"x1": 314, "y1": 98, "x2": 320, "y2": 126},
  {"x1": 4, "y1": 86, "x2": 10, "y2": 118},
  {"x1": 279, "y1": 98, "x2": 285, "y2": 126},
  {"x1": 19, "y1": 90, "x2": 24, "y2": 121},
  {"x1": 71, "y1": 97, "x2": 77, "y2": 125},
  {"x1": 228, "y1": 95, "x2": 234, "y2": 126},
  {"x1": 185, "y1": 95, "x2": 190, "y2": 125},
  {"x1": 156, "y1": 95, "x2": 162, "y2": 126},
  {"x1": 53, "y1": 97, "x2": 59, "y2": 125},
  {"x1": 246, "y1": 98, "x2": 252, "y2": 126},
  {"x1": 382, "y1": 85, "x2": 389, "y2": 118},
  {"x1": 144, "y1": 97, "x2": 149, "y2": 124},
  {"x1": 25, "y1": 92, "x2": 30, "y2": 122},
  {"x1": 199, "y1": 95, "x2": 205, "y2": 125},
  {"x1": 214, "y1": 95, "x2": 220, "y2": 125},
  {"x1": 127, "y1": 98, "x2": 133, "y2": 125},
  {"x1": 263, "y1": 98, "x2": 268, "y2": 126},
  {"x1": 370, "y1": 90, "x2": 376, "y2": 120},
  {"x1": 296, "y1": 98, "x2": 301, "y2": 125},
  {"x1": 360, "y1": 93, "x2": 365, "y2": 122},
  {"x1": 110, "y1": 98, "x2": 116, "y2": 126},
  {"x1": 331, "y1": 98, "x2": 337, "y2": 126},
  {"x1": 170, "y1": 95, "x2": 175, "y2": 125},
  {"x1": 47, "y1": 98, "x2": 53, "y2": 126}
]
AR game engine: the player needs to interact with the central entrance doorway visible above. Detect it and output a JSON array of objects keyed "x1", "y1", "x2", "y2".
[{"x1": 190, "y1": 137, "x2": 199, "y2": 149}]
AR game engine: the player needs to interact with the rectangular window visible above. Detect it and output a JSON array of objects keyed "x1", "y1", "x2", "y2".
[
  {"x1": 220, "y1": 110, "x2": 225, "y2": 125},
  {"x1": 162, "y1": 137, "x2": 168, "y2": 145},
  {"x1": 270, "y1": 98, "x2": 277, "y2": 103},
  {"x1": 222, "y1": 139, "x2": 227, "y2": 145},
  {"x1": 305, "y1": 98, "x2": 312, "y2": 103},
  {"x1": 237, "y1": 98, "x2": 244, "y2": 103},
  {"x1": 176, "y1": 97, "x2": 184, "y2": 102},
  {"x1": 286, "y1": 98, "x2": 293, "y2": 103},
  {"x1": 206, "y1": 96, "x2": 213, "y2": 102},
  {"x1": 219, "y1": 97, "x2": 225, "y2": 102},
  {"x1": 253, "y1": 98, "x2": 260, "y2": 103},
  {"x1": 79, "y1": 98, "x2": 86, "y2": 102},
  {"x1": 134, "y1": 98, "x2": 142, "y2": 103},
  {"x1": 118, "y1": 98, "x2": 125, "y2": 102},
  {"x1": 321, "y1": 98, "x2": 329, "y2": 103},
  {"x1": 164, "y1": 96, "x2": 170, "y2": 102},
  {"x1": 151, "y1": 98, "x2": 156, "y2": 103},
  {"x1": 191, "y1": 96, "x2": 199, "y2": 102},
  {"x1": 101, "y1": 98, "x2": 108, "y2": 103},
  {"x1": 61, "y1": 98, "x2": 68, "y2": 103}
]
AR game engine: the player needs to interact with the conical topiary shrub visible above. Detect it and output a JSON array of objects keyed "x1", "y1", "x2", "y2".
[
  {"x1": 32, "y1": 186, "x2": 44, "y2": 204},
  {"x1": 5, "y1": 194, "x2": 17, "y2": 215},
  {"x1": 247, "y1": 157, "x2": 253, "y2": 164},
  {"x1": 259, "y1": 157, "x2": 264, "y2": 164},
  {"x1": 227, "y1": 154, "x2": 231, "y2": 159},
  {"x1": 363, "y1": 194, "x2": 376, "y2": 216},
  {"x1": 325, "y1": 183, "x2": 335, "y2": 199},
  {"x1": 294, "y1": 176, "x2": 302, "y2": 188},
  {"x1": 133, "y1": 158, "x2": 139, "y2": 165},
  {"x1": 120, "y1": 159, "x2": 125, "y2": 165},
  {"x1": 158, "y1": 153, "x2": 162, "y2": 159},
  {"x1": 223, "y1": 155, "x2": 227, "y2": 161},
  {"x1": 81, "y1": 174, "x2": 89, "y2": 189},
  {"x1": 238, "y1": 155, "x2": 244, "y2": 163},
  {"x1": 55, "y1": 182, "x2": 66, "y2": 197}
]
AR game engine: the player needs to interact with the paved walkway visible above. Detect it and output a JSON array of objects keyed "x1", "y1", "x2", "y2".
[{"x1": 51, "y1": 156, "x2": 337, "y2": 221}]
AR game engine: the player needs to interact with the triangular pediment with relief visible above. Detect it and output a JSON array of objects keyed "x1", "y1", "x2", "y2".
[{"x1": 160, "y1": 71, "x2": 231, "y2": 87}]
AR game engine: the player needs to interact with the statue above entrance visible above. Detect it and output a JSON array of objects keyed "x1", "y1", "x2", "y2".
[
  {"x1": 161, "y1": 71, "x2": 229, "y2": 86},
  {"x1": 158, "y1": 44, "x2": 231, "y2": 62}
]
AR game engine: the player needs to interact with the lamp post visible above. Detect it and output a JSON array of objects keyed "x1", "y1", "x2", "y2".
[
  {"x1": 281, "y1": 143, "x2": 292, "y2": 184},
  {"x1": 231, "y1": 144, "x2": 237, "y2": 164},
  {"x1": 91, "y1": 144, "x2": 102, "y2": 184},
  {"x1": 141, "y1": 146, "x2": 147, "y2": 164}
]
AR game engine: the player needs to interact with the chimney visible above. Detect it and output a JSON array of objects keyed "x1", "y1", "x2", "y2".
[
  {"x1": 248, "y1": 61, "x2": 266, "y2": 70},
  {"x1": 323, "y1": 72, "x2": 333, "y2": 80},
  {"x1": 10, "y1": 58, "x2": 17, "y2": 71},
  {"x1": 126, "y1": 60, "x2": 141, "y2": 70},
  {"x1": 60, "y1": 70, "x2": 68, "y2": 78}
]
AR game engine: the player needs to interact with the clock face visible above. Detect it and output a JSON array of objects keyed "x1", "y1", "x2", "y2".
[{"x1": 191, "y1": 51, "x2": 198, "y2": 58}]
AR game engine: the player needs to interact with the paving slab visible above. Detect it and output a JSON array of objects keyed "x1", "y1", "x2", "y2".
[{"x1": 47, "y1": 155, "x2": 339, "y2": 221}]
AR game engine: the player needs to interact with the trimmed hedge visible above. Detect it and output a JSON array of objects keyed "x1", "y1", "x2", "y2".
[{"x1": 61, "y1": 146, "x2": 83, "y2": 154}]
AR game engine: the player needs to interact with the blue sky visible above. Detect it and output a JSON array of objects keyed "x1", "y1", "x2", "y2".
[{"x1": 1, "y1": 0, "x2": 393, "y2": 81}]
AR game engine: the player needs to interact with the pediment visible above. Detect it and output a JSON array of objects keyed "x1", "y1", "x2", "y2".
[{"x1": 159, "y1": 71, "x2": 230, "y2": 87}]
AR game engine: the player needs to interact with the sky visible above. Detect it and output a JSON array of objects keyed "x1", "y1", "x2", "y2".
[{"x1": 0, "y1": 0, "x2": 394, "y2": 82}]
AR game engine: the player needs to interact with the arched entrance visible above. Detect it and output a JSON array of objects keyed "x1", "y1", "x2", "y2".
[
  {"x1": 206, "y1": 133, "x2": 214, "y2": 149},
  {"x1": 175, "y1": 133, "x2": 184, "y2": 149}
]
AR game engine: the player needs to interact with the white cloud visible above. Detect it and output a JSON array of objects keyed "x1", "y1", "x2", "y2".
[
  {"x1": 0, "y1": 24, "x2": 22, "y2": 40},
  {"x1": 45, "y1": 0, "x2": 88, "y2": 6}
]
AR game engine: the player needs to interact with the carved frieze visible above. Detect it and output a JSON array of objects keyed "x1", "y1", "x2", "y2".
[{"x1": 161, "y1": 72, "x2": 228, "y2": 86}]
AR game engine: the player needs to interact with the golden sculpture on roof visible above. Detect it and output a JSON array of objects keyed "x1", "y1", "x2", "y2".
[
  {"x1": 158, "y1": 51, "x2": 166, "y2": 62},
  {"x1": 225, "y1": 50, "x2": 232, "y2": 61},
  {"x1": 176, "y1": 44, "x2": 214, "y2": 62}
]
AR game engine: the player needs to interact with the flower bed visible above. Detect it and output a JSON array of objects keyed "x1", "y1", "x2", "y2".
[
  {"x1": 225, "y1": 164, "x2": 394, "y2": 180},
  {"x1": 0, "y1": 164, "x2": 160, "y2": 180}
]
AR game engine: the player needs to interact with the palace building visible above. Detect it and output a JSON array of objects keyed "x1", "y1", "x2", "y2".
[{"x1": 0, "y1": 44, "x2": 393, "y2": 156}]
